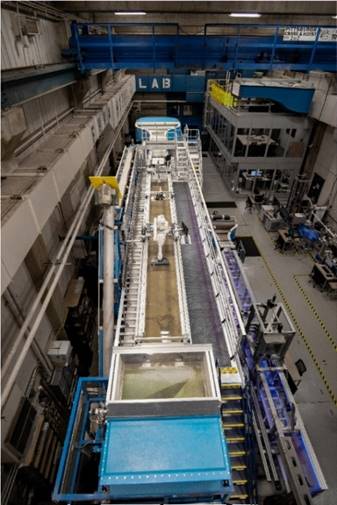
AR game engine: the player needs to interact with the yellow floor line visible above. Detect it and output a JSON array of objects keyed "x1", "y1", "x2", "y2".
[
  {"x1": 293, "y1": 274, "x2": 337, "y2": 353},
  {"x1": 259, "y1": 252, "x2": 337, "y2": 407}
]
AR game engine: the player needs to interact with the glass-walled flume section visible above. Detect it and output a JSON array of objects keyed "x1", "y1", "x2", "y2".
[
  {"x1": 116, "y1": 351, "x2": 213, "y2": 400},
  {"x1": 107, "y1": 345, "x2": 221, "y2": 416}
]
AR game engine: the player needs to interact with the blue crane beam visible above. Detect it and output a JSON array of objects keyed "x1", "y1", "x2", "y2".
[{"x1": 66, "y1": 22, "x2": 337, "y2": 72}]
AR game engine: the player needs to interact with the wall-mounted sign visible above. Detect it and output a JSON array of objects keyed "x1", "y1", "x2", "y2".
[
  {"x1": 283, "y1": 27, "x2": 337, "y2": 42},
  {"x1": 137, "y1": 77, "x2": 172, "y2": 91},
  {"x1": 135, "y1": 75, "x2": 205, "y2": 102},
  {"x1": 319, "y1": 28, "x2": 337, "y2": 41}
]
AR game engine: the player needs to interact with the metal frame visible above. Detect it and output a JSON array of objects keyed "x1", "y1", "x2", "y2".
[
  {"x1": 106, "y1": 343, "x2": 221, "y2": 408},
  {"x1": 135, "y1": 167, "x2": 150, "y2": 340},
  {"x1": 116, "y1": 150, "x2": 149, "y2": 346},
  {"x1": 53, "y1": 377, "x2": 108, "y2": 503},
  {"x1": 246, "y1": 302, "x2": 296, "y2": 363},
  {"x1": 222, "y1": 247, "x2": 328, "y2": 500},
  {"x1": 67, "y1": 22, "x2": 337, "y2": 72},
  {"x1": 205, "y1": 93, "x2": 309, "y2": 197},
  {"x1": 53, "y1": 117, "x2": 328, "y2": 503}
]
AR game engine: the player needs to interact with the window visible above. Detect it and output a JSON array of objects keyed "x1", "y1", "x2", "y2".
[
  {"x1": 286, "y1": 128, "x2": 297, "y2": 138},
  {"x1": 267, "y1": 129, "x2": 285, "y2": 157},
  {"x1": 248, "y1": 142, "x2": 267, "y2": 157},
  {"x1": 234, "y1": 137, "x2": 245, "y2": 157}
]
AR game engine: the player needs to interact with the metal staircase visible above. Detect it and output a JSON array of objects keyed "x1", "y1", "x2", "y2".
[
  {"x1": 221, "y1": 367, "x2": 254, "y2": 504},
  {"x1": 174, "y1": 140, "x2": 189, "y2": 180}
]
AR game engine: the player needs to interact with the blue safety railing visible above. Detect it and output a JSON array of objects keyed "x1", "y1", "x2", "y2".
[{"x1": 66, "y1": 22, "x2": 337, "y2": 72}]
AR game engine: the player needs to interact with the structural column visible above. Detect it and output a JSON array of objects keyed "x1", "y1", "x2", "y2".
[
  {"x1": 103, "y1": 200, "x2": 115, "y2": 375},
  {"x1": 90, "y1": 176, "x2": 120, "y2": 376}
]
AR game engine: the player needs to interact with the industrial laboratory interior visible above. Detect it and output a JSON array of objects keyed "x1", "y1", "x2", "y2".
[{"x1": 1, "y1": 1, "x2": 337, "y2": 505}]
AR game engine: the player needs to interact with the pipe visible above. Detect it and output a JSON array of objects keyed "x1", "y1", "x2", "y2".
[
  {"x1": 1, "y1": 1, "x2": 70, "y2": 21},
  {"x1": 103, "y1": 204, "x2": 115, "y2": 375},
  {"x1": 3, "y1": 289, "x2": 53, "y2": 376}
]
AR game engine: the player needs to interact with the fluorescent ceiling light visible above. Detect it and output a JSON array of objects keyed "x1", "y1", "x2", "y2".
[
  {"x1": 332, "y1": 15, "x2": 337, "y2": 19},
  {"x1": 114, "y1": 11, "x2": 146, "y2": 16},
  {"x1": 229, "y1": 13, "x2": 261, "y2": 18}
]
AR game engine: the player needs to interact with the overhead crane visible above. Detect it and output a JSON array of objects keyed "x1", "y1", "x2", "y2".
[
  {"x1": 53, "y1": 118, "x2": 327, "y2": 504},
  {"x1": 66, "y1": 22, "x2": 337, "y2": 72}
]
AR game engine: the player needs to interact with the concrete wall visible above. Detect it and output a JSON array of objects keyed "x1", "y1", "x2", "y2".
[
  {"x1": 1, "y1": 79, "x2": 134, "y2": 468},
  {"x1": 1, "y1": 8, "x2": 68, "y2": 70},
  {"x1": 22, "y1": 87, "x2": 71, "y2": 141}
]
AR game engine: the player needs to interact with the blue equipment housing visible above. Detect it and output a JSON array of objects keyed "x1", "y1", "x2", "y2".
[
  {"x1": 99, "y1": 416, "x2": 232, "y2": 499},
  {"x1": 236, "y1": 83, "x2": 315, "y2": 114},
  {"x1": 297, "y1": 224, "x2": 320, "y2": 242},
  {"x1": 135, "y1": 116, "x2": 183, "y2": 142}
]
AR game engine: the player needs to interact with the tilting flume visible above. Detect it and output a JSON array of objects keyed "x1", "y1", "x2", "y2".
[{"x1": 53, "y1": 117, "x2": 327, "y2": 505}]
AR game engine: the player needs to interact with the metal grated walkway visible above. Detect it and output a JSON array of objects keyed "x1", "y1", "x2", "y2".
[{"x1": 174, "y1": 182, "x2": 230, "y2": 366}]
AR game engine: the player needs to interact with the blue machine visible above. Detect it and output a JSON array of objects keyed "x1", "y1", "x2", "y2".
[
  {"x1": 297, "y1": 224, "x2": 320, "y2": 242},
  {"x1": 66, "y1": 22, "x2": 337, "y2": 72},
  {"x1": 135, "y1": 116, "x2": 183, "y2": 141}
]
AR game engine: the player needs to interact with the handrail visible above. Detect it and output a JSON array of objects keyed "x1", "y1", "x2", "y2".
[
  {"x1": 183, "y1": 140, "x2": 246, "y2": 382},
  {"x1": 186, "y1": 143, "x2": 246, "y2": 337}
]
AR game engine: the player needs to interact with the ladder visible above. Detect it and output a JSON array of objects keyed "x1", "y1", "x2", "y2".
[{"x1": 221, "y1": 367, "x2": 252, "y2": 504}]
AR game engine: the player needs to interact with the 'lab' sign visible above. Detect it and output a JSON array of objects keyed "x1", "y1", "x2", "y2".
[
  {"x1": 135, "y1": 75, "x2": 205, "y2": 101},
  {"x1": 137, "y1": 76, "x2": 172, "y2": 91}
]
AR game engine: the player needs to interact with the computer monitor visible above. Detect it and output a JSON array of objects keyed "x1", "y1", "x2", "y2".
[{"x1": 250, "y1": 169, "x2": 262, "y2": 177}]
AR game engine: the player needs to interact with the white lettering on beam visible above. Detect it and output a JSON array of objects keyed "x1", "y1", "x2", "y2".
[{"x1": 162, "y1": 78, "x2": 171, "y2": 89}]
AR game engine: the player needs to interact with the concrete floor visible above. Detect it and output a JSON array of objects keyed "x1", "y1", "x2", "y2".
[{"x1": 202, "y1": 153, "x2": 337, "y2": 505}]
